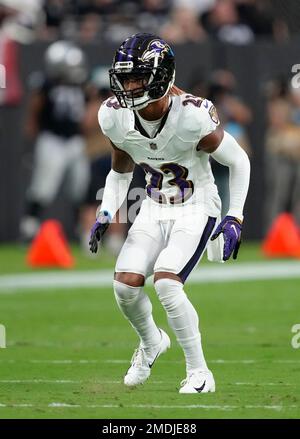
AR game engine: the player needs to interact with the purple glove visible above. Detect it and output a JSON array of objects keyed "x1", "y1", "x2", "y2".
[
  {"x1": 210, "y1": 215, "x2": 242, "y2": 261},
  {"x1": 89, "y1": 211, "x2": 111, "y2": 254}
]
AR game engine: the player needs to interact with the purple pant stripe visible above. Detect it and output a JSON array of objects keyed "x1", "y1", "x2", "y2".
[{"x1": 177, "y1": 216, "x2": 217, "y2": 283}]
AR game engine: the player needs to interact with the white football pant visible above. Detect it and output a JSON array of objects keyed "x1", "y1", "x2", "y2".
[
  {"x1": 27, "y1": 132, "x2": 90, "y2": 205},
  {"x1": 114, "y1": 201, "x2": 217, "y2": 372}
]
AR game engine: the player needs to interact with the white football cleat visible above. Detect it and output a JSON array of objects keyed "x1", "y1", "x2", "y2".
[
  {"x1": 179, "y1": 369, "x2": 216, "y2": 394},
  {"x1": 124, "y1": 329, "x2": 170, "y2": 387}
]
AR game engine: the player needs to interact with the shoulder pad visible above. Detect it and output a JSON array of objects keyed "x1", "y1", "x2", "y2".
[
  {"x1": 98, "y1": 99, "x2": 124, "y2": 144},
  {"x1": 178, "y1": 95, "x2": 220, "y2": 142}
]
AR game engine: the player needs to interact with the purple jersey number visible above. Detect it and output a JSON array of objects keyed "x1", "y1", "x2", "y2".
[
  {"x1": 182, "y1": 95, "x2": 204, "y2": 108},
  {"x1": 140, "y1": 163, "x2": 167, "y2": 204},
  {"x1": 106, "y1": 97, "x2": 121, "y2": 109},
  {"x1": 140, "y1": 162, "x2": 194, "y2": 204}
]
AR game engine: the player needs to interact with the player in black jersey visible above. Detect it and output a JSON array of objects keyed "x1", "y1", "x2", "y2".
[{"x1": 20, "y1": 41, "x2": 90, "y2": 241}]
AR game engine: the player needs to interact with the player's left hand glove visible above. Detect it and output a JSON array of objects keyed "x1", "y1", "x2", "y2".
[
  {"x1": 89, "y1": 211, "x2": 111, "y2": 254},
  {"x1": 210, "y1": 216, "x2": 242, "y2": 261}
]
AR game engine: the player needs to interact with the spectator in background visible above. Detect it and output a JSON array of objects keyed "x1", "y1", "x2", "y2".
[
  {"x1": 205, "y1": 69, "x2": 252, "y2": 216},
  {"x1": 79, "y1": 12, "x2": 102, "y2": 42},
  {"x1": 42, "y1": 0, "x2": 67, "y2": 40},
  {"x1": 208, "y1": 70, "x2": 252, "y2": 154},
  {"x1": 202, "y1": 0, "x2": 255, "y2": 44},
  {"x1": 235, "y1": 0, "x2": 289, "y2": 42},
  {"x1": 20, "y1": 40, "x2": 90, "y2": 241},
  {"x1": 160, "y1": 5, "x2": 207, "y2": 44},
  {"x1": 37, "y1": 0, "x2": 291, "y2": 44},
  {"x1": 80, "y1": 66, "x2": 127, "y2": 256},
  {"x1": 0, "y1": 0, "x2": 43, "y2": 44},
  {"x1": 264, "y1": 78, "x2": 300, "y2": 230},
  {"x1": 173, "y1": 0, "x2": 216, "y2": 15},
  {"x1": 102, "y1": 2, "x2": 139, "y2": 43},
  {"x1": 137, "y1": 0, "x2": 172, "y2": 34},
  {"x1": 235, "y1": 0, "x2": 273, "y2": 37}
]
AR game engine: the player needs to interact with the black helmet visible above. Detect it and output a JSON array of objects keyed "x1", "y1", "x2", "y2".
[
  {"x1": 109, "y1": 33, "x2": 175, "y2": 110},
  {"x1": 44, "y1": 41, "x2": 88, "y2": 85}
]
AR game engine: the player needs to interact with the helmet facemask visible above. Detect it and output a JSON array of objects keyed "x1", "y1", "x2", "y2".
[{"x1": 110, "y1": 65, "x2": 153, "y2": 110}]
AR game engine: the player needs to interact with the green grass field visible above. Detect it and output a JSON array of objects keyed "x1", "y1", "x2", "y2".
[{"x1": 0, "y1": 243, "x2": 300, "y2": 419}]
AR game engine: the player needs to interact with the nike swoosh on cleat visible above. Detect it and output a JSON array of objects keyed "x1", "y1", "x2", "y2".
[
  {"x1": 148, "y1": 351, "x2": 160, "y2": 369},
  {"x1": 194, "y1": 380, "x2": 206, "y2": 392}
]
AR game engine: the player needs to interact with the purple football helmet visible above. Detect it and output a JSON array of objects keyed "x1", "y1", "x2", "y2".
[{"x1": 109, "y1": 33, "x2": 175, "y2": 110}]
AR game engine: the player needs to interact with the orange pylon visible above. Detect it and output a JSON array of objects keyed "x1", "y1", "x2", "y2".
[
  {"x1": 26, "y1": 220, "x2": 74, "y2": 268},
  {"x1": 262, "y1": 213, "x2": 300, "y2": 258}
]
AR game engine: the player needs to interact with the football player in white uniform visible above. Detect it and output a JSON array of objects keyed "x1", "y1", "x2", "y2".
[{"x1": 89, "y1": 33, "x2": 250, "y2": 393}]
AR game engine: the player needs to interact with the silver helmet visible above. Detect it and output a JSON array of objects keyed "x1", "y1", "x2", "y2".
[{"x1": 44, "y1": 40, "x2": 88, "y2": 85}]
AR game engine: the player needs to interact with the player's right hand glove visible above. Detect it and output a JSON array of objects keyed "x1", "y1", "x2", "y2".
[
  {"x1": 89, "y1": 211, "x2": 111, "y2": 254},
  {"x1": 210, "y1": 215, "x2": 242, "y2": 261}
]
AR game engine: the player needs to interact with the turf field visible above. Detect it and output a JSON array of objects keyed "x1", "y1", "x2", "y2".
[{"x1": 0, "y1": 243, "x2": 300, "y2": 419}]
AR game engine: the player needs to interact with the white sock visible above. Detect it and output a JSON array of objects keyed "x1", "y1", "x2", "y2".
[
  {"x1": 113, "y1": 280, "x2": 161, "y2": 351},
  {"x1": 155, "y1": 278, "x2": 208, "y2": 373}
]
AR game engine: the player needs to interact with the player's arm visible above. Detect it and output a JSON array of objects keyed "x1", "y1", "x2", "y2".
[
  {"x1": 99, "y1": 141, "x2": 135, "y2": 221},
  {"x1": 201, "y1": 128, "x2": 250, "y2": 221},
  {"x1": 110, "y1": 142, "x2": 135, "y2": 173},
  {"x1": 197, "y1": 126, "x2": 251, "y2": 260},
  {"x1": 89, "y1": 140, "x2": 135, "y2": 253}
]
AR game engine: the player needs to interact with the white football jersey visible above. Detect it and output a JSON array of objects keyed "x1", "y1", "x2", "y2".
[{"x1": 98, "y1": 93, "x2": 222, "y2": 219}]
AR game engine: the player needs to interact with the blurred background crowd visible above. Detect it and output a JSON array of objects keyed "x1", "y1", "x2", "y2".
[
  {"x1": 1, "y1": 0, "x2": 300, "y2": 256},
  {"x1": 1, "y1": 0, "x2": 297, "y2": 45}
]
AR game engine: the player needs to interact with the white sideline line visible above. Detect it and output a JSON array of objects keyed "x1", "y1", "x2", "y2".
[
  {"x1": 30, "y1": 359, "x2": 99, "y2": 364},
  {"x1": 49, "y1": 403, "x2": 81, "y2": 408},
  {"x1": 1, "y1": 359, "x2": 300, "y2": 365},
  {"x1": 101, "y1": 360, "x2": 262, "y2": 366},
  {"x1": 234, "y1": 382, "x2": 295, "y2": 386},
  {"x1": 125, "y1": 404, "x2": 298, "y2": 411},
  {"x1": 0, "y1": 404, "x2": 33, "y2": 408},
  {"x1": 0, "y1": 379, "x2": 297, "y2": 387},
  {"x1": 274, "y1": 360, "x2": 300, "y2": 363},
  {"x1": 0, "y1": 379, "x2": 167, "y2": 385},
  {"x1": 0, "y1": 402, "x2": 298, "y2": 411},
  {"x1": 0, "y1": 380, "x2": 79, "y2": 384},
  {"x1": 1, "y1": 261, "x2": 300, "y2": 292},
  {"x1": 0, "y1": 379, "x2": 121, "y2": 384}
]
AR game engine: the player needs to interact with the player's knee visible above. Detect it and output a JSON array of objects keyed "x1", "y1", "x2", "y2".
[
  {"x1": 154, "y1": 278, "x2": 185, "y2": 312},
  {"x1": 114, "y1": 272, "x2": 145, "y2": 287},
  {"x1": 113, "y1": 280, "x2": 141, "y2": 304},
  {"x1": 154, "y1": 271, "x2": 182, "y2": 283}
]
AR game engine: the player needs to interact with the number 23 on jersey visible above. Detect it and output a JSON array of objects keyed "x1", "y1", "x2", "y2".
[{"x1": 140, "y1": 162, "x2": 194, "y2": 204}]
